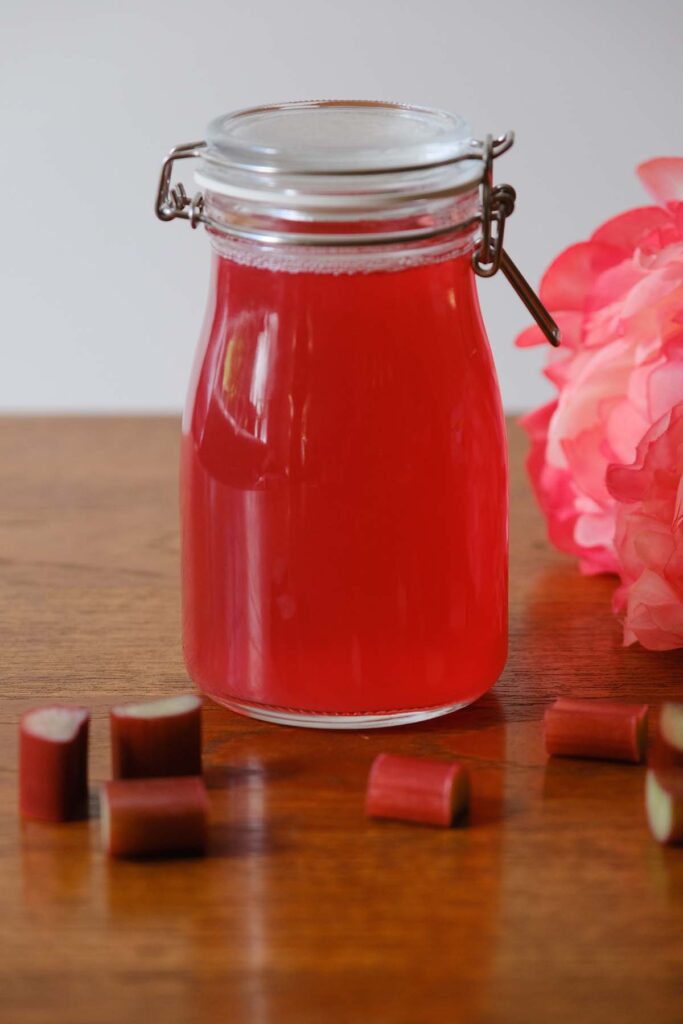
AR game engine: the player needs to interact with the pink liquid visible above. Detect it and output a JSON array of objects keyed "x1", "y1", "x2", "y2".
[{"x1": 181, "y1": 250, "x2": 508, "y2": 719}]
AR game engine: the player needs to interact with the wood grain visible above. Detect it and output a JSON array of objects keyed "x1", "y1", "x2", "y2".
[{"x1": 0, "y1": 417, "x2": 681, "y2": 1024}]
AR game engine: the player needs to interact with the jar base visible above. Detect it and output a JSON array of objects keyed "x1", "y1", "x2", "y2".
[{"x1": 203, "y1": 694, "x2": 481, "y2": 730}]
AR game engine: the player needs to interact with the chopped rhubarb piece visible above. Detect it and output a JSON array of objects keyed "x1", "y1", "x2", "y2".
[
  {"x1": 110, "y1": 694, "x2": 201, "y2": 779},
  {"x1": 101, "y1": 776, "x2": 209, "y2": 858},
  {"x1": 20, "y1": 706, "x2": 90, "y2": 821},
  {"x1": 544, "y1": 698, "x2": 648, "y2": 763},
  {"x1": 650, "y1": 703, "x2": 683, "y2": 769},
  {"x1": 365, "y1": 752, "x2": 469, "y2": 827},
  {"x1": 660, "y1": 702, "x2": 683, "y2": 754},
  {"x1": 646, "y1": 769, "x2": 683, "y2": 846}
]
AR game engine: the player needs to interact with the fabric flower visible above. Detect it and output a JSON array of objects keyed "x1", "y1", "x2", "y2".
[
  {"x1": 518, "y1": 157, "x2": 683, "y2": 576},
  {"x1": 605, "y1": 403, "x2": 683, "y2": 650}
]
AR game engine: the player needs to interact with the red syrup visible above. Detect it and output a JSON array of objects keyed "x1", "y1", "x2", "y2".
[{"x1": 181, "y1": 248, "x2": 508, "y2": 722}]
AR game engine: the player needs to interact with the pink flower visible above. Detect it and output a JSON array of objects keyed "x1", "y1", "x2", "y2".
[
  {"x1": 518, "y1": 158, "x2": 683, "y2": 576},
  {"x1": 606, "y1": 403, "x2": 683, "y2": 650}
]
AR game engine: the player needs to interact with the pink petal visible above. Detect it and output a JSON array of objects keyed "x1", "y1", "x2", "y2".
[
  {"x1": 612, "y1": 581, "x2": 629, "y2": 613},
  {"x1": 637, "y1": 158, "x2": 683, "y2": 205},
  {"x1": 579, "y1": 556, "x2": 620, "y2": 576},
  {"x1": 620, "y1": 262, "x2": 683, "y2": 339},
  {"x1": 544, "y1": 357, "x2": 574, "y2": 388},
  {"x1": 613, "y1": 510, "x2": 653, "y2": 584},
  {"x1": 574, "y1": 512, "x2": 615, "y2": 550},
  {"x1": 632, "y1": 526, "x2": 676, "y2": 572},
  {"x1": 585, "y1": 258, "x2": 647, "y2": 314},
  {"x1": 515, "y1": 323, "x2": 545, "y2": 349},
  {"x1": 647, "y1": 356, "x2": 683, "y2": 422},
  {"x1": 606, "y1": 462, "x2": 644, "y2": 504},
  {"x1": 562, "y1": 427, "x2": 612, "y2": 504},
  {"x1": 515, "y1": 311, "x2": 583, "y2": 350},
  {"x1": 519, "y1": 400, "x2": 555, "y2": 439},
  {"x1": 520, "y1": 402, "x2": 587, "y2": 558},
  {"x1": 604, "y1": 395, "x2": 651, "y2": 467},
  {"x1": 539, "y1": 242, "x2": 624, "y2": 312},
  {"x1": 592, "y1": 206, "x2": 673, "y2": 254},
  {"x1": 623, "y1": 569, "x2": 683, "y2": 650}
]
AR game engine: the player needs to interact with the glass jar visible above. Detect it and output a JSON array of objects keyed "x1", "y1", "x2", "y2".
[{"x1": 155, "y1": 101, "x2": 558, "y2": 728}]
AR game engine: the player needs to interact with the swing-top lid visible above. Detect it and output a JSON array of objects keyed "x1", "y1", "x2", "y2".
[{"x1": 195, "y1": 100, "x2": 485, "y2": 209}]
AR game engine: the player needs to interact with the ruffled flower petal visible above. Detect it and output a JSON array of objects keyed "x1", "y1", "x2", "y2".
[
  {"x1": 606, "y1": 403, "x2": 683, "y2": 650},
  {"x1": 592, "y1": 206, "x2": 672, "y2": 253},
  {"x1": 539, "y1": 241, "x2": 624, "y2": 312},
  {"x1": 637, "y1": 158, "x2": 683, "y2": 205},
  {"x1": 515, "y1": 311, "x2": 583, "y2": 350},
  {"x1": 620, "y1": 570, "x2": 683, "y2": 650}
]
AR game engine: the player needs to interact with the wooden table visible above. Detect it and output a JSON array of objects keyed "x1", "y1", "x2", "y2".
[{"x1": 1, "y1": 417, "x2": 681, "y2": 1024}]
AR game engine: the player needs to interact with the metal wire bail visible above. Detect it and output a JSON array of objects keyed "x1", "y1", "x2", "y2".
[
  {"x1": 154, "y1": 128, "x2": 560, "y2": 346},
  {"x1": 155, "y1": 142, "x2": 207, "y2": 228},
  {"x1": 472, "y1": 135, "x2": 560, "y2": 347}
]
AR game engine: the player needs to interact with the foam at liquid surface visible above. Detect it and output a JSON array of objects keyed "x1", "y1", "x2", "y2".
[{"x1": 208, "y1": 231, "x2": 477, "y2": 275}]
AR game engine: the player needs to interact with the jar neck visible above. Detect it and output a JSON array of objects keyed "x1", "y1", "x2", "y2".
[{"x1": 202, "y1": 186, "x2": 480, "y2": 274}]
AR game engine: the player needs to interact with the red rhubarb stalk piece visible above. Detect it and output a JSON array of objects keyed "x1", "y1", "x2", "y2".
[
  {"x1": 366, "y1": 753, "x2": 469, "y2": 827},
  {"x1": 544, "y1": 698, "x2": 648, "y2": 763},
  {"x1": 110, "y1": 694, "x2": 202, "y2": 779},
  {"x1": 101, "y1": 776, "x2": 209, "y2": 858},
  {"x1": 661, "y1": 702, "x2": 683, "y2": 750},
  {"x1": 646, "y1": 769, "x2": 683, "y2": 846},
  {"x1": 20, "y1": 706, "x2": 90, "y2": 821},
  {"x1": 653, "y1": 703, "x2": 683, "y2": 768}
]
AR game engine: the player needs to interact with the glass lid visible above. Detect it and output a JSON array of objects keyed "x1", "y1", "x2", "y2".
[
  {"x1": 204, "y1": 100, "x2": 475, "y2": 175},
  {"x1": 195, "y1": 100, "x2": 484, "y2": 207}
]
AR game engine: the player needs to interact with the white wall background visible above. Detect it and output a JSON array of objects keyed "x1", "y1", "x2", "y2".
[{"x1": 1, "y1": 0, "x2": 680, "y2": 412}]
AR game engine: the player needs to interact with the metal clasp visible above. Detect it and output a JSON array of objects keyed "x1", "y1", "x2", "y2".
[
  {"x1": 473, "y1": 135, "x2": 560, "y2": 347},
  {"x1": 155, "y1": 141, "x2": 206, "y2": 229},
  {"x1": 154, "y1": 131, "x2": 561, "y2": 346}
]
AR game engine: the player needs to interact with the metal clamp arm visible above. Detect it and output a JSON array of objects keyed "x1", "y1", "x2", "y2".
[
  {"x1": 155, "y1": 141, "x2": 206, "y2": 228},
  {"x1": 153, "y1": 131, "x2": 561, "y2": 346},
  {"x1": 472, "y1": 135, "x2": 560, "y2": 347}
]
